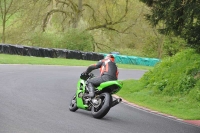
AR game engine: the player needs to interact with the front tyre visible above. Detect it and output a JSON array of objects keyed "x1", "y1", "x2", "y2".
[
  {"x1": 69, "y1": 94, "x2": 78, "y2": 112},
  {"x1": 91, "y1": 92, "x2": 111, "y2": 119}
]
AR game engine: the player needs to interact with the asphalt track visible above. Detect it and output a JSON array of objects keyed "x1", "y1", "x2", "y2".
[{"x1": 0, "y1": 65, "x2": 199, "y2": 133}]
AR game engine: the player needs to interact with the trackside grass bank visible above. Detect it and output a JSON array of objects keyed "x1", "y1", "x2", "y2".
[{"x1": 117, "y1": 49, "x2": 200, "y2": 120}]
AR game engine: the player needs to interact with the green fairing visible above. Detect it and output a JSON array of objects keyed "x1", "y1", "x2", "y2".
[
  {"x1": 76, "y1": 79, "x2": 88, "y2": 109},
  {"x1": 75, "y1": 79, "x2": 123, "y2": 110},
  {"x1": 97, "y1": 80, "x2": 123, "y2": 94}
]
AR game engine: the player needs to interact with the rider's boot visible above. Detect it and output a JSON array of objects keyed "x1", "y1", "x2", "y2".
[{"x1": 83, "y1": 83, "x2": 95, "y2": 98}]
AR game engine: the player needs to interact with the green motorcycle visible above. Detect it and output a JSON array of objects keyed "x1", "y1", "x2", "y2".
[{"x1": 69, "y1": 73, "x2": 123, "y2": 119}]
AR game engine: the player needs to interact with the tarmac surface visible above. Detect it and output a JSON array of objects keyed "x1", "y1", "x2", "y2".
[{"x1": 0, "y1": 64, "x2": 199, "y2": 133}]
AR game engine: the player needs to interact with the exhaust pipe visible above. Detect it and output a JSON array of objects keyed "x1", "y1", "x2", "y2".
[{"x1": 111, "y1": 98, "x2": 122, "y2": 107}]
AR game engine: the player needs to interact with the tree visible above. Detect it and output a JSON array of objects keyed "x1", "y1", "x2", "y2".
[
  {"x1": 42, "y1": 0, "x2": 84, "y2": 31},
  {"x1": 140, "y1": 0, "x2": 200, "y2": 52},
  {"x1": 0, "y1": 0, "x2": 37, "y2": 43},
  {"x1": 0, "y1": 0, "x2": 17, "y2": 43},
  {"x1": 42, "y1": 0, "x2": 148, "y2": 52},
  {"x1": 42, "y1": 0, "x2": 131, "y2": 32},
  {"x1": 0, "y1": 0, "x2": 165, "y2": 57}
]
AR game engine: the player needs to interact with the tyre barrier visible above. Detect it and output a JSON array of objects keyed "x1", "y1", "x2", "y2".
[
  {"x1": 0, "y1": 44, "x2": 104, "y2": 61},
  {"x1": 102, "y1": 54, "x2": 160, "y2": 67},
  {"x1": 0, "y1": 44, "x2": 160, "y2": 66}
]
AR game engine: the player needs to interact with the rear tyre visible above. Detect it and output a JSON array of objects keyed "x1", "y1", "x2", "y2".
[
  {"x1": 91, "y1": 92, "x2": 111, "y2": 119},
  {"x1": 69, "y1": 94, "x2": 78, "y2": 112}
]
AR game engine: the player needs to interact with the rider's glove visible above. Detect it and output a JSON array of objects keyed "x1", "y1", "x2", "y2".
[
  {"x1": 80, "y1": 72, "x2": 89, "y2": 80},
  {"x1": 81, "y1": 72, "x2": 88, "y2": 76}
]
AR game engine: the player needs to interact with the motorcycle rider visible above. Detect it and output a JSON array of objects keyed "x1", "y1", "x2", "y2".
[{"x1": 81, "y1": 54, "x2": 119, "y2": 98}]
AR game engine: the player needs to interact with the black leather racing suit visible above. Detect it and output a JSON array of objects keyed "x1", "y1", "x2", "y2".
[{"x1": 84, "y1": 58, "x2": 119, "y2": 98}]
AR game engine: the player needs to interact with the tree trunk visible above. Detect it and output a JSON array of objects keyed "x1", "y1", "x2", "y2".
[
  {"x1": 47, "y1": 0, "x2": 56, "y2": 29},
  {"x1": 72, "y1": 0, "x2": 82, "y2": 28},
  {"x1": 2, "y1": 15, "x2": 6, "y2": 43}
]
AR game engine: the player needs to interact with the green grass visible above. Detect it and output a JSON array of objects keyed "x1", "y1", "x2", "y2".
[
  {"x1": 116, "y1": 49, "x2": 200, "y2": 120},
  {"x1": 117, "y1": 80, "x2": 200, "y2": 120},
  {"x1": 0, "y1": 54, "x2": 153, "y2": 70}
]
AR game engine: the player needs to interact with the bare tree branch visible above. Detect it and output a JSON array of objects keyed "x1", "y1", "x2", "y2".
[
  {"x1": 85, "y1": 0, "x2": 129, "y2": 32},
  {"x1": 82, "y1": 3, "x2": 96, "y2": 21},
  {"x1": 95, "y1": 42, "x2": 116, "y2": 51},
  {"x1": 5, "y1": 0, "x2": 13, "y2": 14},
  {"x1": 42, "y1": 9, "x2": 70, "y2": 32},
  {"x1": 55, "y1": 0, "x2": 77, "y2": 12},
  {"x1": 0, "y1": 1, "x2": 4, "y2": 20},
  {"x1": 104, "y1": 0, "x2": 112, "y2": 22},
  {"x1": 95, "y1": 42, "x2": 103, "y2": 51},
  {"x1": 6, "y1": 6, "x2": 24, "y2": 22}
]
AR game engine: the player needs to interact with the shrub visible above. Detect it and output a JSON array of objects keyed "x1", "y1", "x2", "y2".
[
  {"x1": 140, "y1": 49, "x2": 200, "y2": 100},
  {"x1": 30, "y1": 32, "x2": 62, "y2": 48},
  {"x1": 163, "y1": 37, "x2": 186, "y2": 57},
  {"x1": 61, "y1": 29, "x2": 94, "y2": 51},
  {"x1": 29, "y1": 30, "x2": 94, "y2": 52},
  {"x1": 188, "y1": 80, "x2": 200, "y2": 101},
  {"x1": 142, "y1": 36, "x2": 187, "y2": 58}
]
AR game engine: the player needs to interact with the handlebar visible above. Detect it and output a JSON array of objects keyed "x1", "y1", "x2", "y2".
[{"x1": 80, "y1": 73, "x2": 94, "y2": 80}]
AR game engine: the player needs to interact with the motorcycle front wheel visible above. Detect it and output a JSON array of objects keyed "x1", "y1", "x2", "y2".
[
  {"x1": 69, "y1": 94, "x2": 78, "y2": 112},
  {"x1": 91, "y1": 92, "x2": 111, "y2": 119}
]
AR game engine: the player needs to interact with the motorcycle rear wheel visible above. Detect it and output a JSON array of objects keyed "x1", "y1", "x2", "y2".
[
  {"x1": 91, "y1": 92, "x2": 111, "y2": 119},
  {"x1": 69, "y1": 94, "x2": 78, "y2": 112}
]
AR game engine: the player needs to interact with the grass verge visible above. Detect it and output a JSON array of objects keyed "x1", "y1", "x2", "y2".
[
  {"x1": 0, "y1": 54, "x2": 153, "y2": 70},
  {"x1": 117, "y1": 78, "x2": 200, "y2": 120}
]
